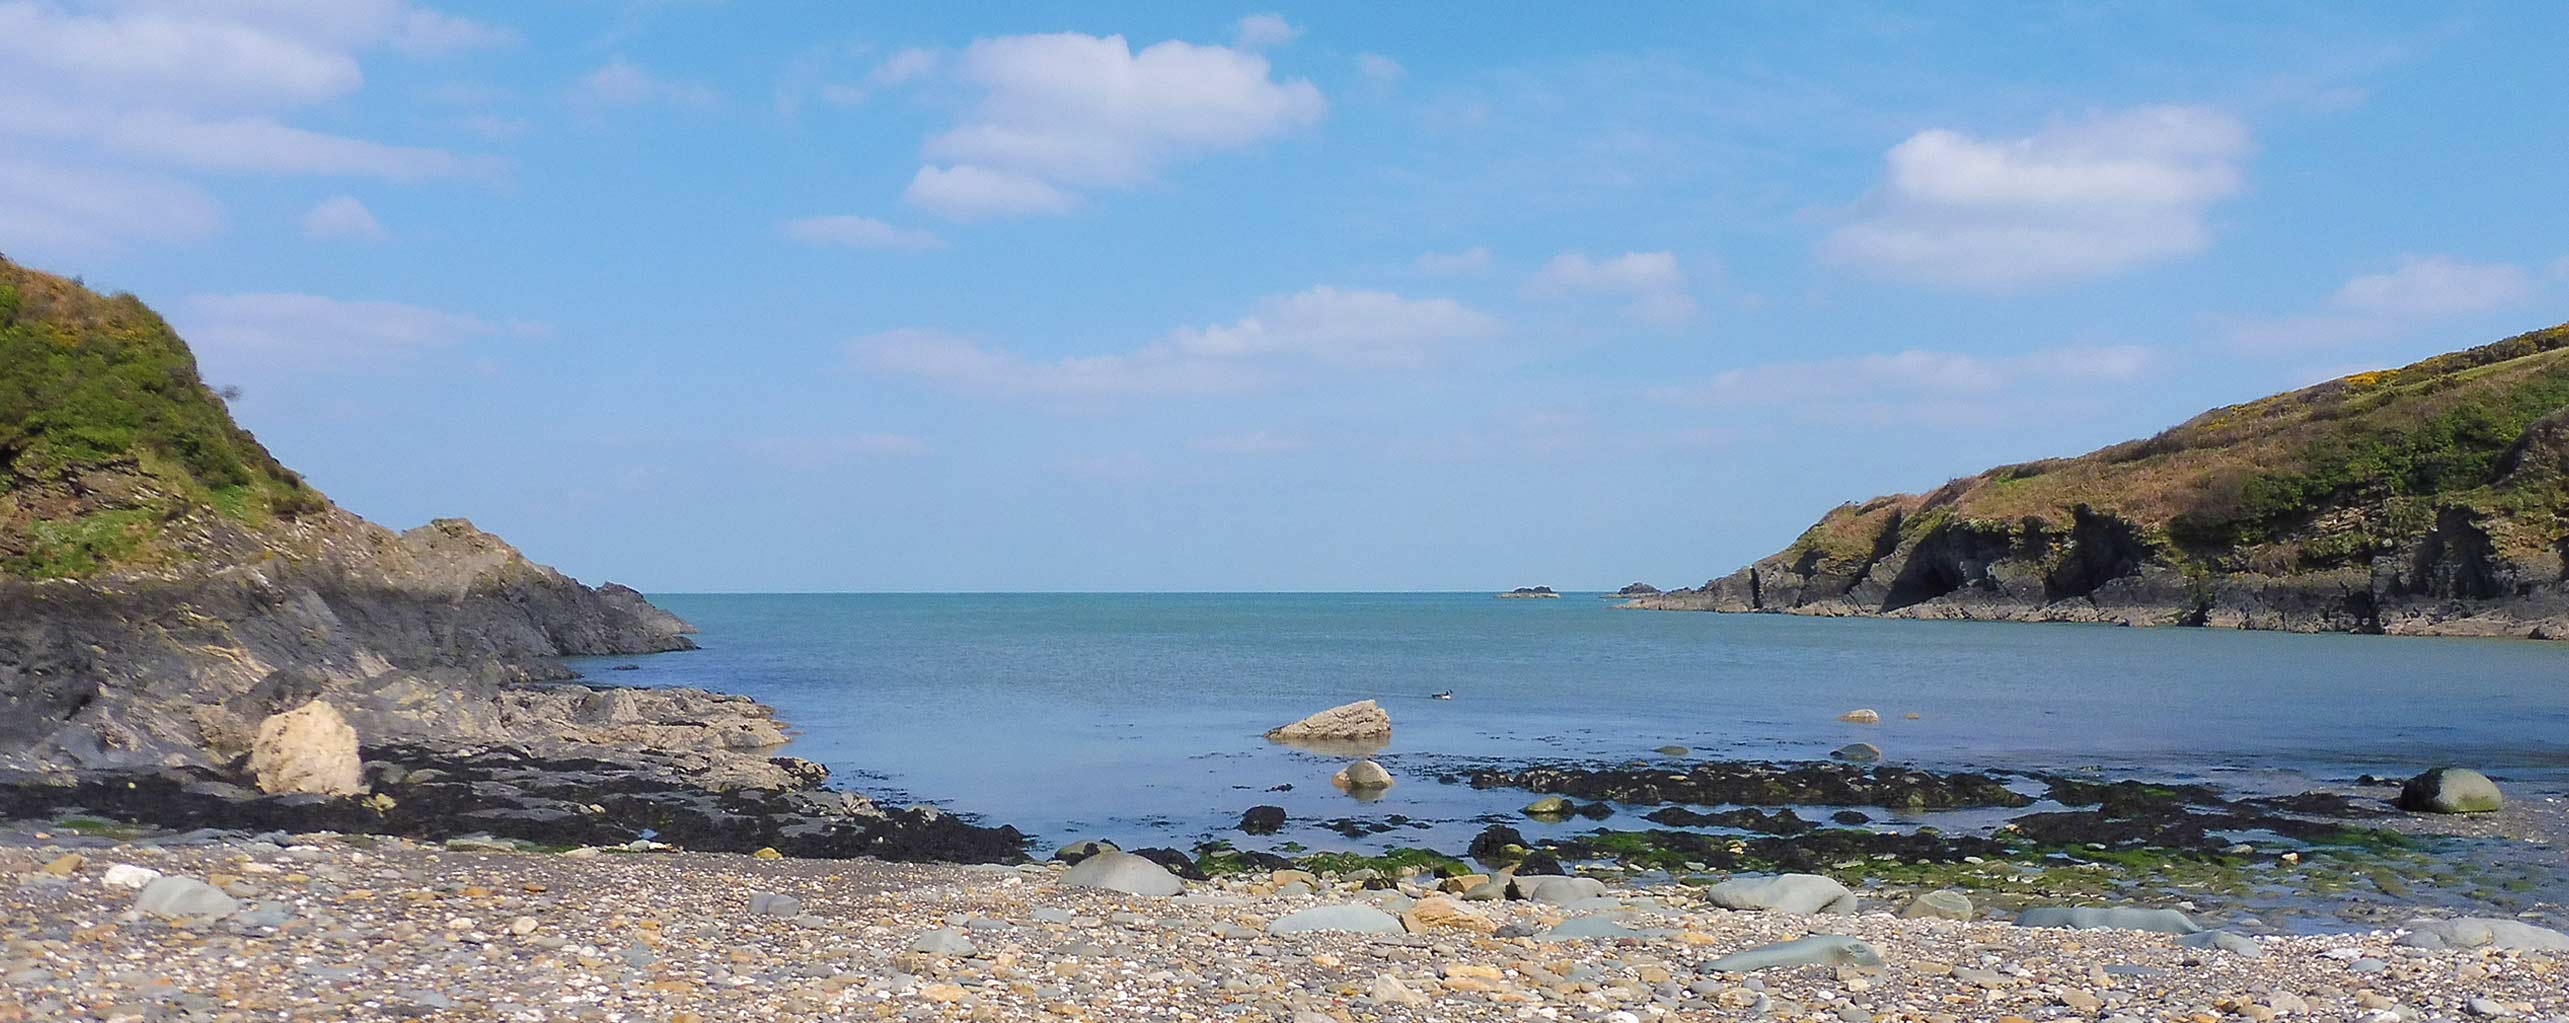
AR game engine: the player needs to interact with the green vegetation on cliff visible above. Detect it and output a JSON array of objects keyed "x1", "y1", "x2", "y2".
[
  {"x1": 1782, "y1": 322, "x2": 2569, "y2": 585},
  {"x1": 0, "y1": 257, "x2": 322, "y2": 579}
]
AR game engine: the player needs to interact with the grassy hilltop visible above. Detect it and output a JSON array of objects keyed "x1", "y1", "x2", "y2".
[
  {"x1": 0, "y1": 257, "x2": 323, "y2": 579},
  {"x1": 1645, "y1": 321, "x2": 2569, "y2": 637}
]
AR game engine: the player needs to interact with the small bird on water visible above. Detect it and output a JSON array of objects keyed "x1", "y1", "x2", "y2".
[{"x1": 1429, "y1": 690, "x2": 1454, "y2": 700}]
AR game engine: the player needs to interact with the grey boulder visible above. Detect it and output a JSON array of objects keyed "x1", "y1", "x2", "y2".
[
  {"x1": 1898, "y1": 889, "x2": 1973, "y2": 921},
  {"x1": 1830, "y1": 742, "x2": 1882, "y2": 762},
  {"x1": 1705, "y1": 874, "x2": 1858, "y2": 915},
  {"x1": 133, "y1": 876, "x2": 239, "y2": 921},
  {"x1": 1706, "y1": 934, "x2": 1884, "y2": 972},
  {"x1": 1267, "y1": 904, "x2": 1405, "y2": 935},
  {"x1": 747, "y1": 891, "x2": 803, "y2": 917},
  {"x1": 2397, "y1": 917, "x2": 2569, "y2": 951},
  {"x1": 2396, "y1": 768, "x2": 2504, "y2": 814},
  {"x1": 2174, "y1": 930, "x2": 2265, "y2": 957},
  {"x1": 1060, "y1": 851, "x2": 1184, "y2": 897},
  {"x1": 2015, "y1": 906, "x2": 2201, "y2": 934},
  {"x1": 1510, "y1": 875, "x2": 1609, "y2": 904},
  {"x1": 910, "y1": 928, "x2": 976, "y2": 955}
]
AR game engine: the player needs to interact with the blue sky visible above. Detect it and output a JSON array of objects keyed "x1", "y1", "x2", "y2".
[{"x1": 5, "y1": 2, "x2": 2567, "y2": 591}]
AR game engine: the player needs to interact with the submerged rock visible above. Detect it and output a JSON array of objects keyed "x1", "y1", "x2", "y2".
[
  {"x1": 2397, "y1": 767, "x2": 2504, "y2": 814},
  {"x1": 1830, "y1": 742, "x2": 1882, "y2": 762},
  {"x1": 2016, "y1": 905, "x2": 2201, "y2": 934},
  {"x1": 1238, "y1": 805, "x2": 1286, "y2": 835},
  {"x1": 1265, "y1": 700, "x2": 1392, "y2": 742},
  {"x1": 1704, "y1": 874, "x2": 1857, "y2": 915},
  {"x1": 1060, "y1": 851, "x2": 1184, "y2": 896},
  {"x1": 1706, "y1": 934, "x2": 1884, "y2": 972}
]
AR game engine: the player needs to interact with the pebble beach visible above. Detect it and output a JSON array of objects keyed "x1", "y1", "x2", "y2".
[{"x1": 6, "y1": 829, "x2": 2563, "y2": 1023}]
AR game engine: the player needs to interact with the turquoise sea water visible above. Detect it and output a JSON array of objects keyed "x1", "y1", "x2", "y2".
[{"x1": 568, "y1": 593, "x2": 2569, "y2": 853}]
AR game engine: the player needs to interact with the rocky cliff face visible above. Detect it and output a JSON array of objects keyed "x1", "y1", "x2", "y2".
[{"x1": 1633, "y1": 322, "x2": 2569, "y2": 639}]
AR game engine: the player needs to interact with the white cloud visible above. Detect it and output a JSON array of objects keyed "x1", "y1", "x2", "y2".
[
  {"x1": 1416, "y1": 246, "x2": 1490, "y2": 275},
  {"x1": 102, "y1": 112, "x2": 499, "y2": 180},
  {"x1": 779, "y1": 214, "x2": 946, "y2": 251},
  {"x1": 302, "y1": 195, "x2": 386, "y2": 241},
  {"x1": 2332, "y1": 256, "x2": 2530, "y2": 317},
  {"x1": 1823, "y1": 106, "x2": 2252, "y2": 290},
  {"x1": 2231, "y1": 255, "x2": 2541, "y2": 350},
  {"x1": 1527, "y1": 250, "x2": 1697, "y2": 324},
  {"x1": 1233, "y1": 14, "x2": 1299, "y2": 50},
  {"x1": 1190, "y1": 430, "x2": 1306, "y2": 455},
  {"x1": 1355, "y1": 53, "x2": 1404, "y2": 87},
  {"x1": 901, "y1": 31, "x2": 1325, "y2": 217},
  {"x1": 870, "y1": 48, "x2": 939, "y2": 88},
  {"x1": 853, "y1": 286, "x2": 1501, "y2": 401},
  {"x1": 181, "y1": 292, "x2": 491, "y2": 361},
  {"x1": 904, "y1": 164, "x2": 1077, "y2": 219},
  {"x1": 573, "y1": 56, "x2": 718, "y2": 109},
  {"x1": 389, "y1": 7, "x2": 519, "y2": 57},
  {"x1": 751, "y1": 433, "x2": 932, "y2": 466},
  {"x1": 1653, "y1": 345, "x2": 2153, "y2": 423},
  {"x1": 0, "y1": 155, "x2": 219, "y2": 253}
]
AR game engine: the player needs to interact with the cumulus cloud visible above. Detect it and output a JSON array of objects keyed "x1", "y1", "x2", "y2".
[
  {"x1": 0, "y1": 155, "x2": 219, "y2": 252},
  {"x1": 573, "y1": 56, "x2": 718, "y2": 109},
  {"x1": 1526, "y1": 250, "x2": 1697, "y2": 324},
  {"x1": 900, "y1": 31, "x2": 1324, "y2": 218},
  {"x1": 0, "y1": 1, "x2": 508, "y2": 252},
  {"x1": 779, "y1": 214, "x2": 945, "y2": 251},
  {"x1": 180, "y1": 292, "x2": 492, "y2": 362},
  {"x1": 903, "y1": 164, "x2": 1078, "y2": 219},
  {"x1": 1233, "y1": 14, "x2": 1299, "y2": 50},
  {"x1": 1416, "y1": 246, "x2": 1490, "y2": 275},
  {"x1": 302, "y1": 195, "x2": 386, "y2": 241},
  {"x1": 852, "y1": 286, "x2": 1501, "y2": 401},
  {"x1": 1823, "y1": 106, "x2": 2252, "y2": 290},
  {"x1": 1653, "y1": 345, "x2": 2153, "y2": 424},
  {"x1": 2230, "y1": 255, "x2": 2541, "y2": 350}
]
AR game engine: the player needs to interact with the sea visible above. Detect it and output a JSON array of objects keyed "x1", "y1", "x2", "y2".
[{"x1": 566, "y1": 592, "x2": 2569, "y2": 855}]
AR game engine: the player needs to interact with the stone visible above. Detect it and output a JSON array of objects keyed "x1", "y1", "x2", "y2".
[
  {"x1": 2396, "y1": 917, "x2": 2569, "y2": 951},
  {"x1": 37, "y1": 853, "x2": 83, "y2": 876},
  {"x1": 1267, "y1": 903, "x2": 1405, "y2": 935},
  {"x1": 748, "y1": 891, "x2": 803, "y2": 917},
  {"x1": 1331, "y1": 760, "x2": 1393, "y2": 791},
  {"x1": 133, "y1": 876, "x2": 240, "y2": 921},
  {"x1": 1368, "y1": 974, "x2": 1426, "y2": 1006},
  {"x1": 1060, "y1": 851, "x2": 1184, "y2": 897},
  {"x1": 1707, "y1": 935, "x2": 1884, "y2": 972},
  {"x1": 247, "y1": 699, "x2": 365, "y2": 796},
  {"x1": 1898, "y1": 889, "x2": 1973, "y2": 921},
  {"x1": 1238, "y1": 805, "x2": 1287, "y2": 835},
  {"x1": 1399, "y1": 896, "x2": 1493, "y2": 934},
  {"x1": 1265, "y1": 700, "x2": 1392, "y2": 742},
  {"x1": 1837, "y1": 708, "x2": 1881, "y2": 724},
  {"x1": 2396, "y1": 768, "x2": 2503, "y2": 814},
  {"x1": 1704, "y1": 874, "x2": 1858, "y2": 915},
  {"x1": 1538, "y1": 915, "x2": 1661, "y2": 941},
  {"x1": 750, "y1": 847, "x2": 783, "y2": 860},
  {"x1": 1830, "y1": 742, "x2": 1881, "y2": 762},
  {"x1": 2174, "y1": 930, "x2": 2264, "y2": 957},
  {"x1": 101, "y1": 864, "x2": 163, "y2": 889},
  {"x1": 910, "y1": 928, "x2": 975, "y2": 955},
  {"x1": 1053, "y1": 839, "x2": 1118, "y2": 863},
  {"x1": 1510, "y1": 874, "x2": 1608, "y2": 904},
  {"x1": 2015, "y1": 906, "x2": 2201, "y2": 934},
  {"x1": 1522, "y1": 796, "x2": 1574, "y2": 817}
]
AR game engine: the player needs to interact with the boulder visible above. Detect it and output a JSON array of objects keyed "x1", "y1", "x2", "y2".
[
  {"x1": 1521, "y1": 796, "x2": 1574, "y2": 817},
  {"x1": 2175, "y1": 929, "x2": 2265, "y2": 957},
  {"x1": 247, "y1": 700, "x2": 364, "y2": 796},
  {"x1": 2397, "y1": 917, "x2": 2569, "y2": 951},
  {"x1": 2396, "y1": 768, "x2": 2504, "y2": 814},
  {"x1": 910, "y1": 928, "x2": 975, "y2": 955},
  {"x1": 1053, "y1": 839, "x2": 1118, "y2": 863},
  {"x1": 1265, "y1": 700, "x2": 1392, "y2": 742},
  {"x1": 2015, "y1": 906, "x2": 2201, "y2": 934},
  {"x1": 1268, "y1": 903, "x2": 1405, "y2": 935},
  {"x1": 1830, "y1": 742, "x2": 1882, "y2": 762},
  {"x1": 1238, "y1": 805, "x2": 1287, "y2": 835},
  {"x1": 1399, "y1": 896, "x2": 1493, "y2": 934},
  {"x1": 1837, "y1": 708, "x2": 1882, "y2": 724},
  {"x1": 101, "y1": 864, "x2": 163, "y2": 889},
  {"x1": 1059, "y1": 851, "x2": 1184, "y2": 897},
  {"x1": 1331, "y1": 760, "x2": 1393, "y2": 791},
  {"x1": 1509, "y1": 875, "x2": 1608, "y2": 904},
  {"x1": 747, "y1": 892, "x2": 803, "y2": 917},
  {"x1": 133, "y1": 876, "x2": 239, "y2": 921},
  {"x1": 1898, "y1": 889, "x2": 1973, "y2": 921},
  {"x1": 1704, "y1": 874, "x2": 1857, "y2": 915},
  {"x1": 1706, "y1": 934, "x2": 1884, "y2": 972}
]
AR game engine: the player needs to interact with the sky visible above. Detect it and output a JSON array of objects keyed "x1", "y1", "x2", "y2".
[{"x1": 4, "y1": 2, "x2": 2568, "y2": 592}]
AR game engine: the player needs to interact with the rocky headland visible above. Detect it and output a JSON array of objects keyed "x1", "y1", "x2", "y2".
[
  {"x1": 0, "y1": 256, "x2": 1022, "y2": 862},
  {"x1": 1629, "y1": 322, "x2": 2569, "y2": 638}
]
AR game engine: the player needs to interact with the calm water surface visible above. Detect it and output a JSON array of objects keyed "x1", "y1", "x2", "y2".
[{"x1": 567, "y1": 593, "x2": 2569, "y2": 853}]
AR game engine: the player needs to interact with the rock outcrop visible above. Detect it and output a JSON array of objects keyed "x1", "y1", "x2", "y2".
[
  {"x1": 1264, "y1": 700, "x2": 1392, "y2": 743},
  {"x1": 1631, "y1": 321, "x2": 2569, "y2": 640}
]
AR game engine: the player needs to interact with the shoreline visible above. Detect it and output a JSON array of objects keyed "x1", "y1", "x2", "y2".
[{"x1": 3, "y1": 827, "x2": 2561, "y2": 1021}]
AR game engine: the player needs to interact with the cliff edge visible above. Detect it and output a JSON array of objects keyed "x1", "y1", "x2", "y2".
[{"x1": 1632, "y1": 321, "x2": 2569, "y2": 639}]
